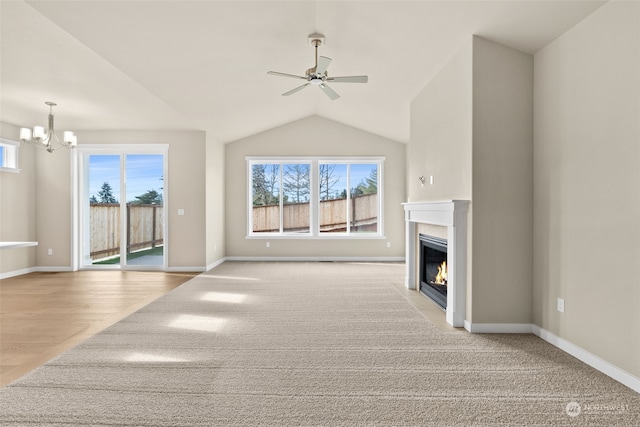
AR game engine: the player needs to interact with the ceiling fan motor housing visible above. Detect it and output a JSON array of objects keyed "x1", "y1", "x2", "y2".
[
  {"x1": 307, "y1": 33, "x2": 325, "y2": 46},
  {"x1": 306, "y1": 68, "x2": 327, "y2": 84}
]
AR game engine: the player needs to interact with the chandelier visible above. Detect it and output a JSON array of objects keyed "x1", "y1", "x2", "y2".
[{"x1": 20, "y1": 102, "x2": 77, "y2": 153}]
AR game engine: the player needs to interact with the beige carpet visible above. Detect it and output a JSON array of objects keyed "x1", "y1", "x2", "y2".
[{"x1": 0, "y1": 261, "x2": 638, "y2": 426}]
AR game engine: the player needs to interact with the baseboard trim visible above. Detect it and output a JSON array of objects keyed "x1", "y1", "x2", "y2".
[
  {"x1": 206, "y1": 257, "x2": 227, "y2": 271},
  {"x1": 33, "y1": 266, "x2": 73, "y2": 273},
  {"x1": 0, "y1": 267, "x2": 38, "y2": 280},
  {"x1": 464, "y1": 321, "x2": 534, "y2": 334},
  {"x1": 532, "y1": 326, "x2": 640, "y2": 394},
  {"x1": 463, "y1": 322, "x2": 640, "y2": 393},
  {"x1": 166, "y1": 266, "x2": 206, "y2": 273},
  {"x1": 224, "y1": 256, "x2": 406, "y2": 262}
]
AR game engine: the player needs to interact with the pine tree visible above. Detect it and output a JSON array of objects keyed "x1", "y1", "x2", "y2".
[
  {"x1": 252, "y1": 164, "x2": 280, "y2": 206},
  {"x1": 132, "y1": 189, "x2": 163, "y2": 205},
  {"x1": 97, "y1": 182, "x2": 117, "y2": 204},
  {"x1": 354, "y1": 168, "x2": 378, "y2": 196}
]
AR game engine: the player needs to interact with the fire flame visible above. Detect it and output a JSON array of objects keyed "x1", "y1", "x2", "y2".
[{"x1": 434, "y1": 261, "x2": 447, "y2": 285}]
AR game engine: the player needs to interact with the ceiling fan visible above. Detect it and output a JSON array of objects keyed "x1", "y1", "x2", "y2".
[{"x1": 267, "y1": 34, "x2": 368, "y2": 100}]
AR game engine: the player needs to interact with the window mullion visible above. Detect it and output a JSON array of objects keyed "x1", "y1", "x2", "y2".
[
  {"x1": 279, "y1": 163, "x2": 283, "y2": 234},
  {"x1": 346, "y1": 163, "x2": 351, "y2": 235},
  {"x1": 310, "y1": 161, "x2": 318, "y2": 236}
]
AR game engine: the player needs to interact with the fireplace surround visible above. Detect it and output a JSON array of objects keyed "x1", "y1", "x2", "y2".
[{"x1": 403, "y1": 200, "x2": 469, "y2": 327}]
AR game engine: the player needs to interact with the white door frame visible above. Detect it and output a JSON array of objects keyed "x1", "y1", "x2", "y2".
[{"x1": 72, "y1": 144, "x2": 169, "y2": 271}]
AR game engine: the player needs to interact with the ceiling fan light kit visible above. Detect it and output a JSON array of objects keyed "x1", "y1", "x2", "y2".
[{"x1": 268, "y1": 33, "x2": 368, "y2": 100}]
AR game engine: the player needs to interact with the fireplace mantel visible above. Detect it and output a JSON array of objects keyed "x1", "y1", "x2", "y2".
[{"x1": 403, "y1": 200, "x2": 469, "y2": 327}]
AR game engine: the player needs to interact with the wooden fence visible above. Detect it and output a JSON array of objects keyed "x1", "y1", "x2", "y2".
[
  {"x1": 253, "y1": 193, "x2": 378, "y2": 233},
  {"x1": 90, "y1": 204, "x2": 163, "y2": 259}
]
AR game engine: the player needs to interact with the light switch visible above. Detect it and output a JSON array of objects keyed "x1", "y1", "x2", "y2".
[{"x1": 178, "y1": 209, "x2": 185, "y2": 216}]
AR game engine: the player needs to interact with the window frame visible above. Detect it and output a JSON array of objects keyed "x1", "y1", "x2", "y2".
[
  {"x1": 246, "y1": 156, "x2": 384, "y2": 239},
  {"x1": 0, "y1": 138, "x2": 21, "y2": 173}
]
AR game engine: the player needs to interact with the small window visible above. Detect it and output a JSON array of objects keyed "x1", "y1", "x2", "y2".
[
  {"x1": 0, "y1": 138, "x2": 20, "y2": 172},
  {"x1": 247, "y1": 157, "x2": 383, "y2": 238}
]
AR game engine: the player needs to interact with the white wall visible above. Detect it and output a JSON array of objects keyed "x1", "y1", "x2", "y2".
[
  {"x1": 533, "y1": 0, "x2": 640, "y2": 378},
  {"x1": 225, "y1": 115, "x2": 406, "y2": 259}
]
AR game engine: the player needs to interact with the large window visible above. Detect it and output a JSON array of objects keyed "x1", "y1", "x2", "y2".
[{"x1": 248, "y1": 157, "x2": 383, "y2": 238}]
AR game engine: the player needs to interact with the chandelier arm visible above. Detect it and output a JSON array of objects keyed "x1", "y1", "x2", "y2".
[
  {"x1": 20, "y1": 102, "x2": 77, "y2": 153},
  {"x1": 20, "y1": 101, "x2": 78, "y2": 153}
]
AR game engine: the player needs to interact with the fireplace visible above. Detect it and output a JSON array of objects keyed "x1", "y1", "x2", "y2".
[
  {"x1": 419, "y1": 234, "x2": 448, "y2": 309},
  {"x1": 403, "y1": 200, "x2": 468, "y2": 327}
]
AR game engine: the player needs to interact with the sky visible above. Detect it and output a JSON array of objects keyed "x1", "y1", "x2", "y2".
[
  {"x1": 89, "y1": 154, "x2": 163, "y2": 203},
  {"x1": 340, "y1": 163, "x2": 376, "y2": 190},
  {"x1": 322, "y1": 163, "x2": 376, "y2": 197}
]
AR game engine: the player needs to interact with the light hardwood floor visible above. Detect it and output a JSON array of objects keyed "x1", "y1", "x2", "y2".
[{"x1": 0, "y1": 270, "x2": 197, "y2": 387}]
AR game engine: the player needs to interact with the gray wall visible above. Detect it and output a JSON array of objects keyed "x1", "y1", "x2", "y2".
[
  {"x1": 471, "y1": 37, "x2": 533, "y2": 324},
  {"x1": 0, "y1": 127, "x2": 209, "y2": 273},
  {"x1": 533, "y1": 1, "x2": 640, "y2": 378},
  {"x1": 0, "y1": 122, "x2": 37, "y2": 275},
  {"x1": 225, "y1": 115, "x2": 406, "y2": 259},
  {"x1": 206, "y1": 134, "x2": 226, "y2": 268},
  {"x1": 408, "y1": 40, "x2": 473, "y2": 204},
  {"x1": 75, "y1": 130, "x2": 208, "y2": 270},
  {"x1": 408, "y1": 36, "x2": 534, "y2": 324}
]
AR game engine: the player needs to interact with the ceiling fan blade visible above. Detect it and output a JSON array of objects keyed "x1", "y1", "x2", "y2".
[
  {"x1": 316, "y1": 56, "x2": 332, "y2": 75},
  {"x1": 268, "y1": 71, "x2": 306, "y2": 80},
  {"x1": 326, "y1": 75, "x2": 368, "y2": 83},
  {"x1": 319, "y1": 83, "x2": 340, "y2": 100},
  {"x1": 282, "y1": 83, "x2": 310, "y2": 96}
]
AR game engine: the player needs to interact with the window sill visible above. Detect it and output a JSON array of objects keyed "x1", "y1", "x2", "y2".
[
  {"x1": 0, "y1": 167, "x2": 21, "y2": 174},
  {"x1": 246, "y1": 234, "x2": 386, "y2": 240}
]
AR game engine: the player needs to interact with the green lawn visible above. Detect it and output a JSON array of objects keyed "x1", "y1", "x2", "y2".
[{"x1": 92, "y1": 246, "x2": 164, "y2": 265}]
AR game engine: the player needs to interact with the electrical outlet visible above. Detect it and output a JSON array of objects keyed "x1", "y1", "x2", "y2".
[
  {"x1": 266, "y1": 241, "x2": 270, "y2": 248},
  {"x1": 386, "y1": 242, "x2": 391, "y2": 248},
  {"x1": 47, "y1": 248, "x2": 53, "y2": 256},
  {"x1": 557, "y1": 298, "x2": 565, "y2": 313}
]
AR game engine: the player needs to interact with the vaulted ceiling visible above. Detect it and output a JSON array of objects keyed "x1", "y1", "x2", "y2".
[{"x1": 1, "y1": 1, "x2": 605, "y2": 143}]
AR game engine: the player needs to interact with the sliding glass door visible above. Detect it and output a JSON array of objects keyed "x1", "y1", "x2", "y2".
[
  {"x1": 87, "y1": 154, "x2": 122, "y2": 267},
  {"x1": 123, "y1": 154, "x2": 164, "y2": 267},
  {"x1": 79, "y1": 146, "x2": 167, "y2": 270}
]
